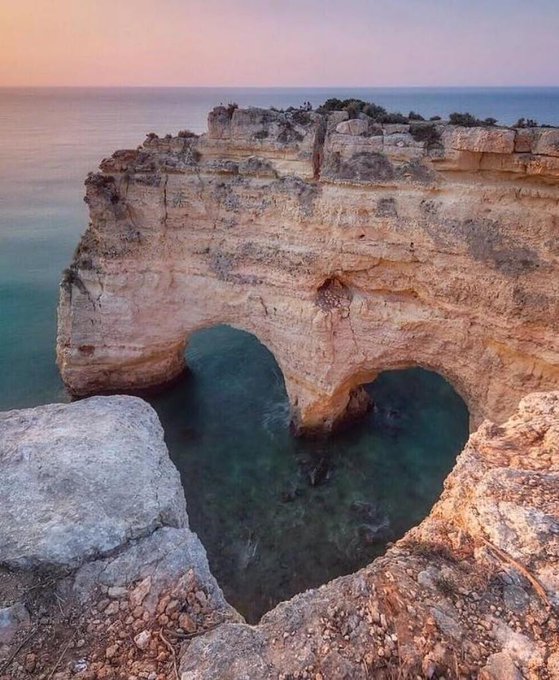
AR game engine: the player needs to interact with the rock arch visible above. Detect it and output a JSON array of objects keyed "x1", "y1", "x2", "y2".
[{"x1": 57, "y1": 106, "x2": 559, "y2": 434}]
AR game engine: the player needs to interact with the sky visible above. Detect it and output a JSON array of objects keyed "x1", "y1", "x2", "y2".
[{"x1": 1, "y1": 0, "x2": 558, "y2": 87}]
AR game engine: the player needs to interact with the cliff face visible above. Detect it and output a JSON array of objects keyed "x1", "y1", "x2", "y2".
[{"x1": 57, "y1": 107, "x2": 559, "y2": 432}]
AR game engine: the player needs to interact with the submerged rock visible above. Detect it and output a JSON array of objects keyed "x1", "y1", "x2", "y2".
[
  {"x1": 304, "y1": 456, "x2": 334, "y2": 487},
  {"x1": 351, "y1": 500, "x2": 392, "y2": 544}
]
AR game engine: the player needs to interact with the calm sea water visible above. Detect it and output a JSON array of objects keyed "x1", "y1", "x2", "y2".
[{"x1": 1, "y1": 87, "x2": 555, "y2": 620}]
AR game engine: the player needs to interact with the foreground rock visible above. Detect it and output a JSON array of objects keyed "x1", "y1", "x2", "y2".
[
  {"x1": 0, "y1": 397, "x2": 239, "y2": 679},
  {"x1": 179, "y1": 392, "x2": 559, "y2": 679},
  {"x1": 0, "y1": 392, "x2": 558, "y2": 678},
  {"x1": 57, "y1": 106, "x2": 559, "y2": 434},
  {"x1": 0, "y1": 396, "x2": 186, "y2": 569}
]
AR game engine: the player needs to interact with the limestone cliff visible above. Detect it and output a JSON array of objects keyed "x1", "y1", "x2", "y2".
[{"x1": 57, "y1": 106, "x2": 559, "y2": 432}]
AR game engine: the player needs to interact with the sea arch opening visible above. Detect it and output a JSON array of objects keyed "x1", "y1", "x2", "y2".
[{"x1": 146, "y1": 325, "x2": 470, "y2": 623}]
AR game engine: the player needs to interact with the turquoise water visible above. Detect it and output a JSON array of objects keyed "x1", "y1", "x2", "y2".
[
  {"x1": 1, "y1": 87, "x2": 555, "y2": 620},
  {"x1": 152, "y1": 328, "x2": 468, "y2": 621}
]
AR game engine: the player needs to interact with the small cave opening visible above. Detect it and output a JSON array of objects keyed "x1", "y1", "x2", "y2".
[
  {"x1": 315, "y1": 276, "x2": 353, "y2": 312},
  {"x1": 147, "y1": 326, "x2": 469, "y2": 623}
]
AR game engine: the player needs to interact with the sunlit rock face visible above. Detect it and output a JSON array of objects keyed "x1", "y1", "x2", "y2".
[{"x1": 57, "y1": 106, "x2": 559, "y2": 433}]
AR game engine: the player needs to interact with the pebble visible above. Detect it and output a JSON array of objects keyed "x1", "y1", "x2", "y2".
[
  {"x1": 24, "y1": 653, "x2": 37, "y2": 673},
  {"x1": 74, "y1": 659, "x2": 88, "y2": 673},
  {"x1": 166, "y1": 599, "x2": 180, "y2": 615},
  {"x1": 106, "y1": 644, "x2": 119, "y2": 659},
  {"x1": 195, "y1": 590, "x2": 208, "y2": 607},
  {"x1": 129, "y1": 577, "x2": 152, "y2": 608},
  {"x1": 105, "y1": 601, "x2": 120, "y2": 616},
  {"x1": 134, "y1": 630, "x2": 152, "y2": 651},
  {"x1": 179, "y1": 612, "x2": 197, "y2": 633}
]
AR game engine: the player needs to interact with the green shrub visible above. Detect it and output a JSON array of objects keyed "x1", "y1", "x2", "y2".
[
  {"x1": 408, "y1": 110, "x2": 425, "y2": 121},
  {"x1": 449, "y1": 112, "x2": 498, "y2": 127},
  {"x1": 409, "y1": 123, "x2": 442, "y2": 149},
  {"x1": 363, "y1": 103, "x2": 387, "y2": 119},
  {"x1": 449, "y1": 112, "x2": 482, "y2": 127},
  {"x1": 515, "y1": 117, "x2": 539, "y2": 128},
  {"x1": 379, "y1": 111, "x2": 408, "y2": 124},
  {"x1": 291, "y1": 109, "x2": 312, "y2": 125},
  {"x1": 319, "y1": 98, "x2": 344, "y2": 112},
  {"x1": 318, "y1": 98, "x2": 408, "y2": 124},
  {"x1": 178, "y1": 129, "x2": 197, "y2": 138}
]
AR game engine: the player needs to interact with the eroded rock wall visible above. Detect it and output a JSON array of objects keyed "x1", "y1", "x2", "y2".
[{"x1": 57, "y1": 107, "x2": 559, "y2": 432}]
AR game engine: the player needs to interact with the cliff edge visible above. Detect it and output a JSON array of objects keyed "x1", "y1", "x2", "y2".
[
  {"x1": 179, "y1": 391, "x2": 559, "y2": 680},
  {"x1": 0, "y1": 393, "x2": 557, "y2": 678}
]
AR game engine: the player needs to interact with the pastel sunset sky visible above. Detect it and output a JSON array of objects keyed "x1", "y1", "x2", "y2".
[{"x1": 1, "y1": 0, "x2": 558, "y2": 87}]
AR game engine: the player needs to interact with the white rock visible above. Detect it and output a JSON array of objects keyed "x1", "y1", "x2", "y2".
[
  {"x1": 0, "y1": 602, "x2": 30, "y2": 645},
  {"x1": 335, "y1": 119, "x2": 369, "y2": 136},
  {"x1": 134, "y1": 629, "x2": 151, "y2": 650},
  {"x1": 0, "y1": 396, "x2": 187, "y2": 569}
]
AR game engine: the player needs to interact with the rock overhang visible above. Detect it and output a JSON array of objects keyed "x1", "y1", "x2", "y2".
[{"x1": 56, "y1": 105, "x2": 559, "y2": 435}]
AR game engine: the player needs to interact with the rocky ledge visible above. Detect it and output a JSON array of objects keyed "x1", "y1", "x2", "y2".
[
  {"x1": 0, "y1": 397, "x2": 239, "y2": 680},
  {"x1": 0, "y1": 392, "x2": 558, "y2": 679},
  {"x1": 57, "y1": 105, "x2": 559, "y2": 435}
]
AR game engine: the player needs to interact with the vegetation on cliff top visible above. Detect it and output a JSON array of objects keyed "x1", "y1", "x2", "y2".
[
  {"x1": 317, "y1": 98, "x2": 502, "y2": 127},
  {"x1": 315, "y1": 98, "x2": 554, "y2": 128}
]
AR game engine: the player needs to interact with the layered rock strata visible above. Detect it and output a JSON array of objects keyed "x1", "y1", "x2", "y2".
[
  {"x1": 57, "y1": 106, "x2": 559, "y2": 433},
  {"x1": 0, "y1": 397, "x2": 239, "y2": 680}
]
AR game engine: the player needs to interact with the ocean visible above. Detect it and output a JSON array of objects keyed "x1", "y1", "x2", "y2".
[{"x1": 1, "y1": 86, "x2": 556, "y2": 620}]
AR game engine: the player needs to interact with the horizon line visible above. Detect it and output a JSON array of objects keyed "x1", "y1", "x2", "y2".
[{"x1": 2, "y1": 84, "x2": 559, "y2": 90}]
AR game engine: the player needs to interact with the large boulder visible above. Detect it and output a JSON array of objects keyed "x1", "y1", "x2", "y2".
[
  {"x1": 447, "y1": 126, "x2": 516, "y2": 154},
  {"x1": 0, "y1": 396, "x2": 187, "y2": 569},
  {"x1": 0, "y1": 397, "x2": 240, "y2": 679}
]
